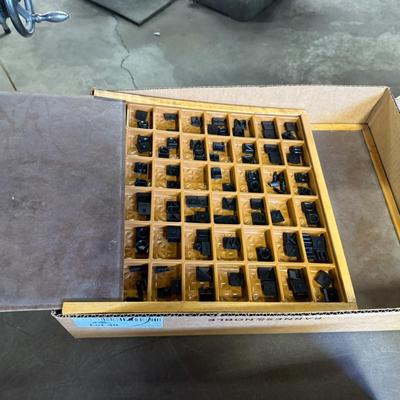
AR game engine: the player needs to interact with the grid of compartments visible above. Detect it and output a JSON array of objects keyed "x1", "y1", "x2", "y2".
[{"x1": 123, "y1": 103, "x2": 349, "y2": 308}]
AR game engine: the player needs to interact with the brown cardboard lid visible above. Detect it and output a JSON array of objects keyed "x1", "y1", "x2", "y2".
[{"x1": 0, "y1": 91, "x2": 124, "y2": 311}]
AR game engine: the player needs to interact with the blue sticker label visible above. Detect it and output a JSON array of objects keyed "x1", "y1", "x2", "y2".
[{"x1": 72, "y1": 316, "x2": 164, "y2": 329}]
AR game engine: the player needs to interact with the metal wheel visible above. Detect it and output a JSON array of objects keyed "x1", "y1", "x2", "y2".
[
  {"x1": 4, "y1": 0, "x2": 34, "y2": 37},
  {"x1": 4, "y1": 0, "x2": 68, "y2": 37}
]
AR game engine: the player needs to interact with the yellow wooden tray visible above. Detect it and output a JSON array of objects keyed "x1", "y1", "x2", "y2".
[{"x1": 98, "y1": 94, "x2": 356, "y2": 313}]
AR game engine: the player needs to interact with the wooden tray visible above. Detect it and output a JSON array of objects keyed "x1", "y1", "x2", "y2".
[{"x1": 121, "y1": 95, "x2": 356, "y2": 312}]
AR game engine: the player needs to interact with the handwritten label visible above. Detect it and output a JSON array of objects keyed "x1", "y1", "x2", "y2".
[{"x1": 73, "y1": 316, "x2": 163, "y2": 329}]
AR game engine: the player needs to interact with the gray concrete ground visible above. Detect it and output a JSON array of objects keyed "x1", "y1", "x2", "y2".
[
  {"x1": 1, "y1": 0, "x2": 400, "y2": 95},
  {"x1": 0, "y1": 0, "x2": 400, "y2": 399}
]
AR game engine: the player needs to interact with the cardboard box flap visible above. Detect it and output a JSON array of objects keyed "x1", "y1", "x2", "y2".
[
  {"x1": 367, "y1": 88, "x2": 400, "y2": 208},
  {"x1": 54, "y1": 309, "x2": 400, "y2": 338},
  {"x1": 0, "y1": 92, "x2": 124, "y2": 311}
]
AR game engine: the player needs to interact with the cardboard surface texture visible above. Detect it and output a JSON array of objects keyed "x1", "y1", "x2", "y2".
[
  {"x1": 0, "y1": 85, "x2": 399, "y2": 336},
  {"x1": 55, "y1": 309, "x2": 400, "y2": 338},
  {"x1": 0, "y1": 92, "x2": 124, "y2": 311}
]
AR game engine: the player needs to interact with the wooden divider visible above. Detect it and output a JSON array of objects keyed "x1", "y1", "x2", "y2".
[{"x1": 122, "y1": 98, "x2": 357, "y2": 312}]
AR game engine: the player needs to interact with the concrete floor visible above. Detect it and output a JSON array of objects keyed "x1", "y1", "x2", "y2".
[
  {"x1": 1, "y1": 0, "x2": 400, "y2": 399},
  {"x1": 1, "y1": 0, "x2": 400, "y2": 94}
]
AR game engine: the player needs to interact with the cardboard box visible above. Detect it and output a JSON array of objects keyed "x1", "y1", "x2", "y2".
[{"x1": 0, "y1": 86, "x2": 399, "y2": 337}]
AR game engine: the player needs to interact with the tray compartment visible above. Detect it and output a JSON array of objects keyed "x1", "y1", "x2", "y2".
[
  {"x1": 152, "y1": 225, "x2": 182, "y2": 260},
  {"x1": 154, "y1": 160, "x2": 181, "y2": 189},
  {"x1": 125, "y1": 190, "x2": 152, "y2": 221},
  {"x1": 184, "y1": 194, "x2": 210, "y2": 224},
  {"x1": 124, "y1": 224, "x2": 151, "y2": 260},
  {"x1": 123, "y1": 263, "x2": 149, "y2": 301},
  {"x1": 126, "y1": 129, "x2": 153, "y2": 157},
  {"x1": 182, "y1": 162, "x2": 209, "y2": 190},
  {"x1": 184, "y1": 226, "x2": 213, "y2": 260},
  {"x1": 207, "y1": 137, "x2": 233, "y2": 163},
  {"x1": 276, "y1": 117, "x2": 304, "y2": 141},
  {"x1": 216, "y1": 264, "x2": 249, "y2": 301},
  {"x1": 184, "y1": 264, "x2": 216, "y2": 301},
  {"x1": 282, "y1": 142, "x2": 310, "y2": 167},
  {"x1": 308, "y1": 265, "x2": 343, "y2": 303},
  {"x1": 153, "y1": 191, "x2": 182, "y2": 222},
  {"x1": 214, "y1": 227, "x2": 244, "y2": 261},
  {"x1": 151, "y1": 263, "x2": 182, "y2": 301},
  {"x1": 238, "y1": 194, "x2": 269, "y2": 226},
  {"x1": 268, "y1": 195, "x2": 296, "y2": 227},
  {"x1": 212, "y1": 193, "x2": 240, "y2": 225},
  {"x1": 125, "y1": 159, "x2": 152, "y2": 187},
  {"x1": 229, "y1": 114, "x2": 255, "y2": 137},
  {"x1": 272, "y1": 229, "x2": 304, "y2": 262},
  {"x1": 127, "y1": 105, "x2": 153, "y2": 129},
  {"x1": 248, "y1": 264, "x2": 281, "y2": 302},
  {"x1": 236, "y1": 165, "x2": 263, "y2": 193},
  {"x1": 258, "y1": 139, "x2": 284, "y2": 166},
  {"x1": 154, "y1": 132, "x2": 180, "y2": 160},
  {"x1": 180, "y1": 110, "x2": 204, "y2": 134},
  {"x1": 204, "y1": 112, "x2": 230, "y2": 137},
  {"x1": 293, "y1": 197, "x2": 324, "y2": 228},
  {"x1": 243, "y1": 228, "x2": 274, "y2": 262},
  {"x1": 232, "y1": 137, "x2": 259, "y2": 164},
  {"x1": 287, "y1": 166, "x2": 317, "y2": 196},
  {"x1": 154, "y1": 107, "x2": 180, "y2": 132},
  {"x1": 181, "y1": 134, "x2": 208, "y2": 161},
  {"x1": 262, "y1": 166, "x2": 290, "y2": 195},
  {"x1": 210, "y1": 164, "x2": 236, "y2": 192},
  {"x1": 252, "y1": 116, "x2": 279, "y2": 139},
  {"x1": 278, "y1": 265, "x2": 313, "y2": 302},
  {"x1": 301, "y1": 230, "x2": 333, "y2": 264}
]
